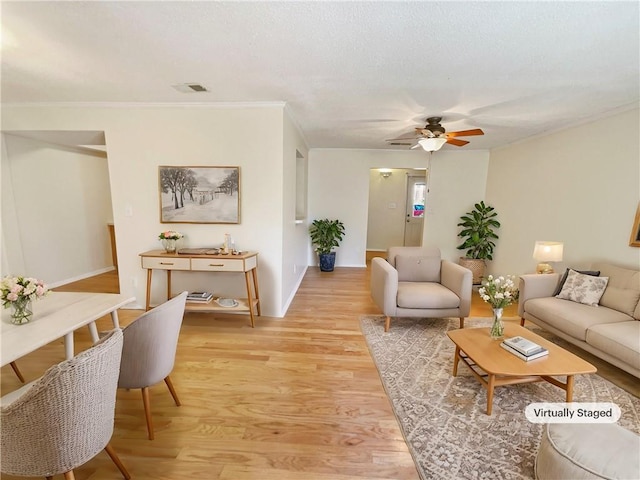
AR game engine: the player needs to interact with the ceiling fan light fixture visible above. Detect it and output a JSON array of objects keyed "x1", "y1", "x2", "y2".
[{"x1": 418, "y1": 137, "x2": 447, "y2": 152}]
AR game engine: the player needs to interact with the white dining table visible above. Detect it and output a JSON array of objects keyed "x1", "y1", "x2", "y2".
[{"x1": 1, "y1": 291, "x2": 135, "y2": 367}]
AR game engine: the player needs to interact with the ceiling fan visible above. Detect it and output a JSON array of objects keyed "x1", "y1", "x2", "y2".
[{"x1": 386, "y1": 116, "x2": 484, "y2": 151}]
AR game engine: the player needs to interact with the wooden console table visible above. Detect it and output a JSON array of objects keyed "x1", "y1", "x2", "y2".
[{"x1": 139, "y1": 250, "x2": 260, "y2": 327}]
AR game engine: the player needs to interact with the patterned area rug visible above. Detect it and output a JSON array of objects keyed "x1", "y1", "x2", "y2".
[{"x1": 360, "y1": 316, "x2": 640, "y2": 480}]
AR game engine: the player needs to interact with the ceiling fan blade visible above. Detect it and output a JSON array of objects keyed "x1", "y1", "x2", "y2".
[
  {"x1": 446, "y1": 138, "x2": 469, "y2": 147},
  {"x1": 389, "y1": 142, "x2": 414, "y2": 146},
  {"x1": 446, "y1": 128, "x2": 484, "y2": 138}
]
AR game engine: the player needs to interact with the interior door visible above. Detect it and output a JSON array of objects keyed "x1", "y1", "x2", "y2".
[{"x1": 403, "y1": 174, "x2": 426, "y2": 246}]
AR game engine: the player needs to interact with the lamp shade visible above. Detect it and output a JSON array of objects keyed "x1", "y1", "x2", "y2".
[
  {"x1": 418, "y1": 137, "x2": 447, "y2": 152},
  {"x1": 533, "y1": 241, "x2": 564, "y2": 262}
]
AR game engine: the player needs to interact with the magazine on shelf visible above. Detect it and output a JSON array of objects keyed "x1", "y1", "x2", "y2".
[
  {"x1": 503, "y1": 336, "x2": 544, "y2": 355},
  {"x1": 187, "y1": 291, "x2": 213, "y2": 303},
  {"x1": 500, "y1": 342, "x2": 549, "y2": 361}
]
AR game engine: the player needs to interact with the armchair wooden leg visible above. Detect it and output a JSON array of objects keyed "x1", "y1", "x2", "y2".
[
  {"x1": 46, "y1": 477, "x2": 53, "y2": 480},
  {"x1": 459, "y1": 317, "x2": 465, "y2": 329},
  {"x1": 9, "y1": 362, "x2": 25, "y2": 383},
  {"x1": 63, "y1": 471, "x2": 76, "y2": 480},
  {"x1": 164, "y1": 375, "x2": 181, "y2": 406},
  {"x1": 104, "y1": 442, "x2": 132, "y2": 480},
  {"x1": 384, "y1": 316, "x2": 391, "y2": 332},
  {"x1": 520, "y1": 317, "x2": 526, "y2": 326},
  {"x1": 141, "y1": 387, "x2": 154, "y2": 440}
]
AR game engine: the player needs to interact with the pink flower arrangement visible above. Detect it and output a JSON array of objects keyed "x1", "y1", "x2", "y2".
[
  {"x1": 158, "y1": 231, "x2": 184, "y2": 240},
  {"x1": 1, "y1": 275, "x2": 49, "y2": 308}
]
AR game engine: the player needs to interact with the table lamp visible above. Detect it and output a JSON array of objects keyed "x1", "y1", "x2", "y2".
[{"x1": 533, "y1": 241, "x2": 563, "y2": 274}]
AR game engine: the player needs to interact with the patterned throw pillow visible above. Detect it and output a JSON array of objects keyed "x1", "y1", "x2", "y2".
[{"x1": 556, "y1": 269, "x2": 609, "y2": 306}]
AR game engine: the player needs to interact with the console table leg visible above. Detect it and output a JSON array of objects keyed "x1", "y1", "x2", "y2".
[
  {"x1": 251, "y1": 267, "x2": 261, "y2": 316},
  {"x1": 244, "y1": 271, "x2": 255, "y2": 328},
  {"x1": 167, "y1": 270, "x2": 172, "y2": 301},
  {"x1": 145, "y1": 269, "x2": 153, "y2": 311}
]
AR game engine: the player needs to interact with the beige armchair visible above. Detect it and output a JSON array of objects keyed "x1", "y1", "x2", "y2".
[
  {"x1": 118, "y1": 291, "x2": 187, "y2": 440},
  {"x1": 370, "y1": 246, "x2": 472, "y2": 332},
  {"x1": 1, "y1": 328, "x2": 130, "y2": 480}
]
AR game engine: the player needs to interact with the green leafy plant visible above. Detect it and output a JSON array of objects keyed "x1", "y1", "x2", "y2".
[
  {"x1": 309, "y1": 219, "x2": 345, "y2": 255},
  {"x1": 456, "y1": 201, "x2": 500, "y2": 260}
]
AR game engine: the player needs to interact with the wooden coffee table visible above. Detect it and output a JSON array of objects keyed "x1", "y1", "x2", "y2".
[{"x1": 447, "y1": 323, "x2": 597, "y2": 415}]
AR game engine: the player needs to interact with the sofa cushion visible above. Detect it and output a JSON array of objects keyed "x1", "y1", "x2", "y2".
[
  {"x1": 397, "y1": 282, "x2": 459, "y2": 309},
  {"x1": 551, "y1": 268, "x2": 600, "y2": 297},
  {"x1": 524, "y1": 297, "x2": 632, "y2": 341},
  {"x1": 395, "y1": 255, "x2": 441, "y2": 282},
  {"x1": 556, "y1": 269, "x2": 608, "y2": 306},
  {"x1": 587, "y1": 321, "x2": 640, "y2": 371},
  {"x1": 593, "y1": 263, "x2": 640, "y2": 319}
]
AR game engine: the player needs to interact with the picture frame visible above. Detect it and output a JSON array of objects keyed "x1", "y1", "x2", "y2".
[
  {"x1": 159, "y1": 166, "x2": 240, "y2": 224},
  {"x1": 630, "y1": 203, "x2": 640, "y2": 247}
]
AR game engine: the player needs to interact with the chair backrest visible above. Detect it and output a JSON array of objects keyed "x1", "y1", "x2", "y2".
[
  {"x1": 118, "y1": 291, "x2": 187, "y2": 389},
  {"x1": 387, "y1": 246, "x2": 442, "y2": 283},
  {"x1": 1, "y1": 328, "x2": 124, "y2": 477}
]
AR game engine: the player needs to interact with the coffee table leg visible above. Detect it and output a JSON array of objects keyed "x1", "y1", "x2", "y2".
[
  {"x1": 565, "y1": 375, "x2": 574, "y2": 402},
  {"x1": 452, "y1": 346, "x2": 460, "y2": 376},
  {"x1": 487, "y1": 374, "x2": 496, "y2": 415}
]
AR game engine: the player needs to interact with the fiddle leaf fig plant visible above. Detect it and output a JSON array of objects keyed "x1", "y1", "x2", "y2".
[
  {"x1": 309, "y1": 219, "x2": 345, "y2": 255},
  {"x1": 456, "y1": 201, "x2": 500, "y2": 260}
]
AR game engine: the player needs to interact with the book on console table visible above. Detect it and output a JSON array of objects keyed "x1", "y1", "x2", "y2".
[
  {"x1": 500, "y1": 342, "x2": 549, "y2": 361},
  {"x1": 503, "y1": 336, "x2": 544, "y2": 355},
  {"x1": 186, "y1": 291, "x2": 214, "y2": 303}
]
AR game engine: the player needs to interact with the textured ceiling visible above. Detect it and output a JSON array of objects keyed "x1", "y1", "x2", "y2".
[{"x1": 1, "y1": 1, "x2": 639, "y2": 150}]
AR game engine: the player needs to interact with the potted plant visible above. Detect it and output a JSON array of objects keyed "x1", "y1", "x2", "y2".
[
  {"x1": 456, "y1": 201, "x2": 500, "y2": 284},
  {"x1": 309, "y1": 218, "x2": 346, "y2": 272}
]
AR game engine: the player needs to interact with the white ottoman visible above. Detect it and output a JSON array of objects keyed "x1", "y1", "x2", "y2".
[{"x1": 536, "y1": 423, "x2": 640, "y2": 479}]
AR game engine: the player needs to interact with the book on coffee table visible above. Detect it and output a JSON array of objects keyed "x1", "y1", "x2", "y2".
[
  {"x1": 500, "y1": 342, "x2": 549, "y2": 361},
  {"x1": 503, "y1": 336, "x2": 544, "y2": 355}
]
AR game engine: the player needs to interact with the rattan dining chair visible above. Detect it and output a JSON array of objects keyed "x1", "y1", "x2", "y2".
[
  {"x1": 0, "y1": 328, "x2": 130, "y2": 480},
  {"x1": 118, "y1": 291, "x2": 187, "y2": 440}
]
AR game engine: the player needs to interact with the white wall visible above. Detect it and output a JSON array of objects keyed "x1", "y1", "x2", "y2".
[
  {"x1": 1, "y1": 134, "x2": 114, "y2": 284},
  {"x1": 308, "y1": 148, "x2": 490, "y2": 266},
  {"x1": 486, "y1": 107, "x2": 640, "y2": 276},
  {"x1": 2, "y1": 104, "x2": 306, "y2": 317},
  {"x1": 282, "y1": 109, "x2": 309, "y2": 311}
]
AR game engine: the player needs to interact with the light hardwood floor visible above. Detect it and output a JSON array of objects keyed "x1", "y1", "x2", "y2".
[{"x1": 1, "y1": 267, "x2": 636, "y2": 479}]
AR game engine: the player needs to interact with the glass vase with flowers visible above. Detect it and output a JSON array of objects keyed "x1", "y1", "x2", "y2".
[
  {"x1": 478, "y1": 275, "x2": 519, "y2": 339},
  {"x1": 1, "y1": 275, "x2": 49, "y2": 324},
  {"x1": 158, "y1": 231, "x2": 184, "y2": 253}
]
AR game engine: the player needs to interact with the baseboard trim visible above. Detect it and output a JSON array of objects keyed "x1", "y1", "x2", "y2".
[{"x1": 48, "y1": 266, "x2": 116, "y2": 289}]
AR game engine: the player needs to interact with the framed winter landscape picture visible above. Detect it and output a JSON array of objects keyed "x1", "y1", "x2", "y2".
[{"x1": 159, "y1": 166, "x2": 240, "y2": 224}]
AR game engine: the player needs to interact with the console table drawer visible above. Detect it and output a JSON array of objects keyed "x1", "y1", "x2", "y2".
[
  {"x1": 191, "y1": 258, "x2": 244, "y2": 272},
  {"x1": 141, "y1": 257, "x2": 191, "y2": 271}
]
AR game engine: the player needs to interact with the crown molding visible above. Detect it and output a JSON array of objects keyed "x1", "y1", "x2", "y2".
[{"x1": 0, "y1": 101, "x2": 287, "y2": 109}]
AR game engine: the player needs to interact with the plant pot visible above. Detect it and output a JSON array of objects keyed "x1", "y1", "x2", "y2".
[
  {"x1": 458, "y1": 257, "x2": 486, "y2": 285},
  {"x1": 318, "y1": 252, "x2": 337, "y2": 272}
]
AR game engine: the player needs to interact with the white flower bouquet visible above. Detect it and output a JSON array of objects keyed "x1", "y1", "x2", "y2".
[{"x1": 478, "y1": 274, "x2": 519, "y2": 309}]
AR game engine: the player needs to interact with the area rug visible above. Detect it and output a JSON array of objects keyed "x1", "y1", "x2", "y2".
[{"x1": 360, "y1": 316, "x2": 640, "y2": 480}]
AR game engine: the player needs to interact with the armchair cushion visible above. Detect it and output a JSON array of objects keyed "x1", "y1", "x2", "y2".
[
  {"x1": 395, "y1": 255, "x2": 441, "y2": 282},
  {"x1": 397, "y1": 282, "x2": 460, "y2": 309}
]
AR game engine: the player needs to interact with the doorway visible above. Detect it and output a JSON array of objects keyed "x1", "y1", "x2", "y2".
[{"x1": 403, "y1": 174, "x2": 426, "y2": 246}]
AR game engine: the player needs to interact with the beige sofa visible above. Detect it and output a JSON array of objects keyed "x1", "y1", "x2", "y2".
[{"x1": 518, "y1": 262, "x2": 640, "y2": 379}]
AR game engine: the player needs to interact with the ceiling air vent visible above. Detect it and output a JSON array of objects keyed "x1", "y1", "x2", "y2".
[{"x1": 172, "y1": 83, "x2": 209, "y2": 93}]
